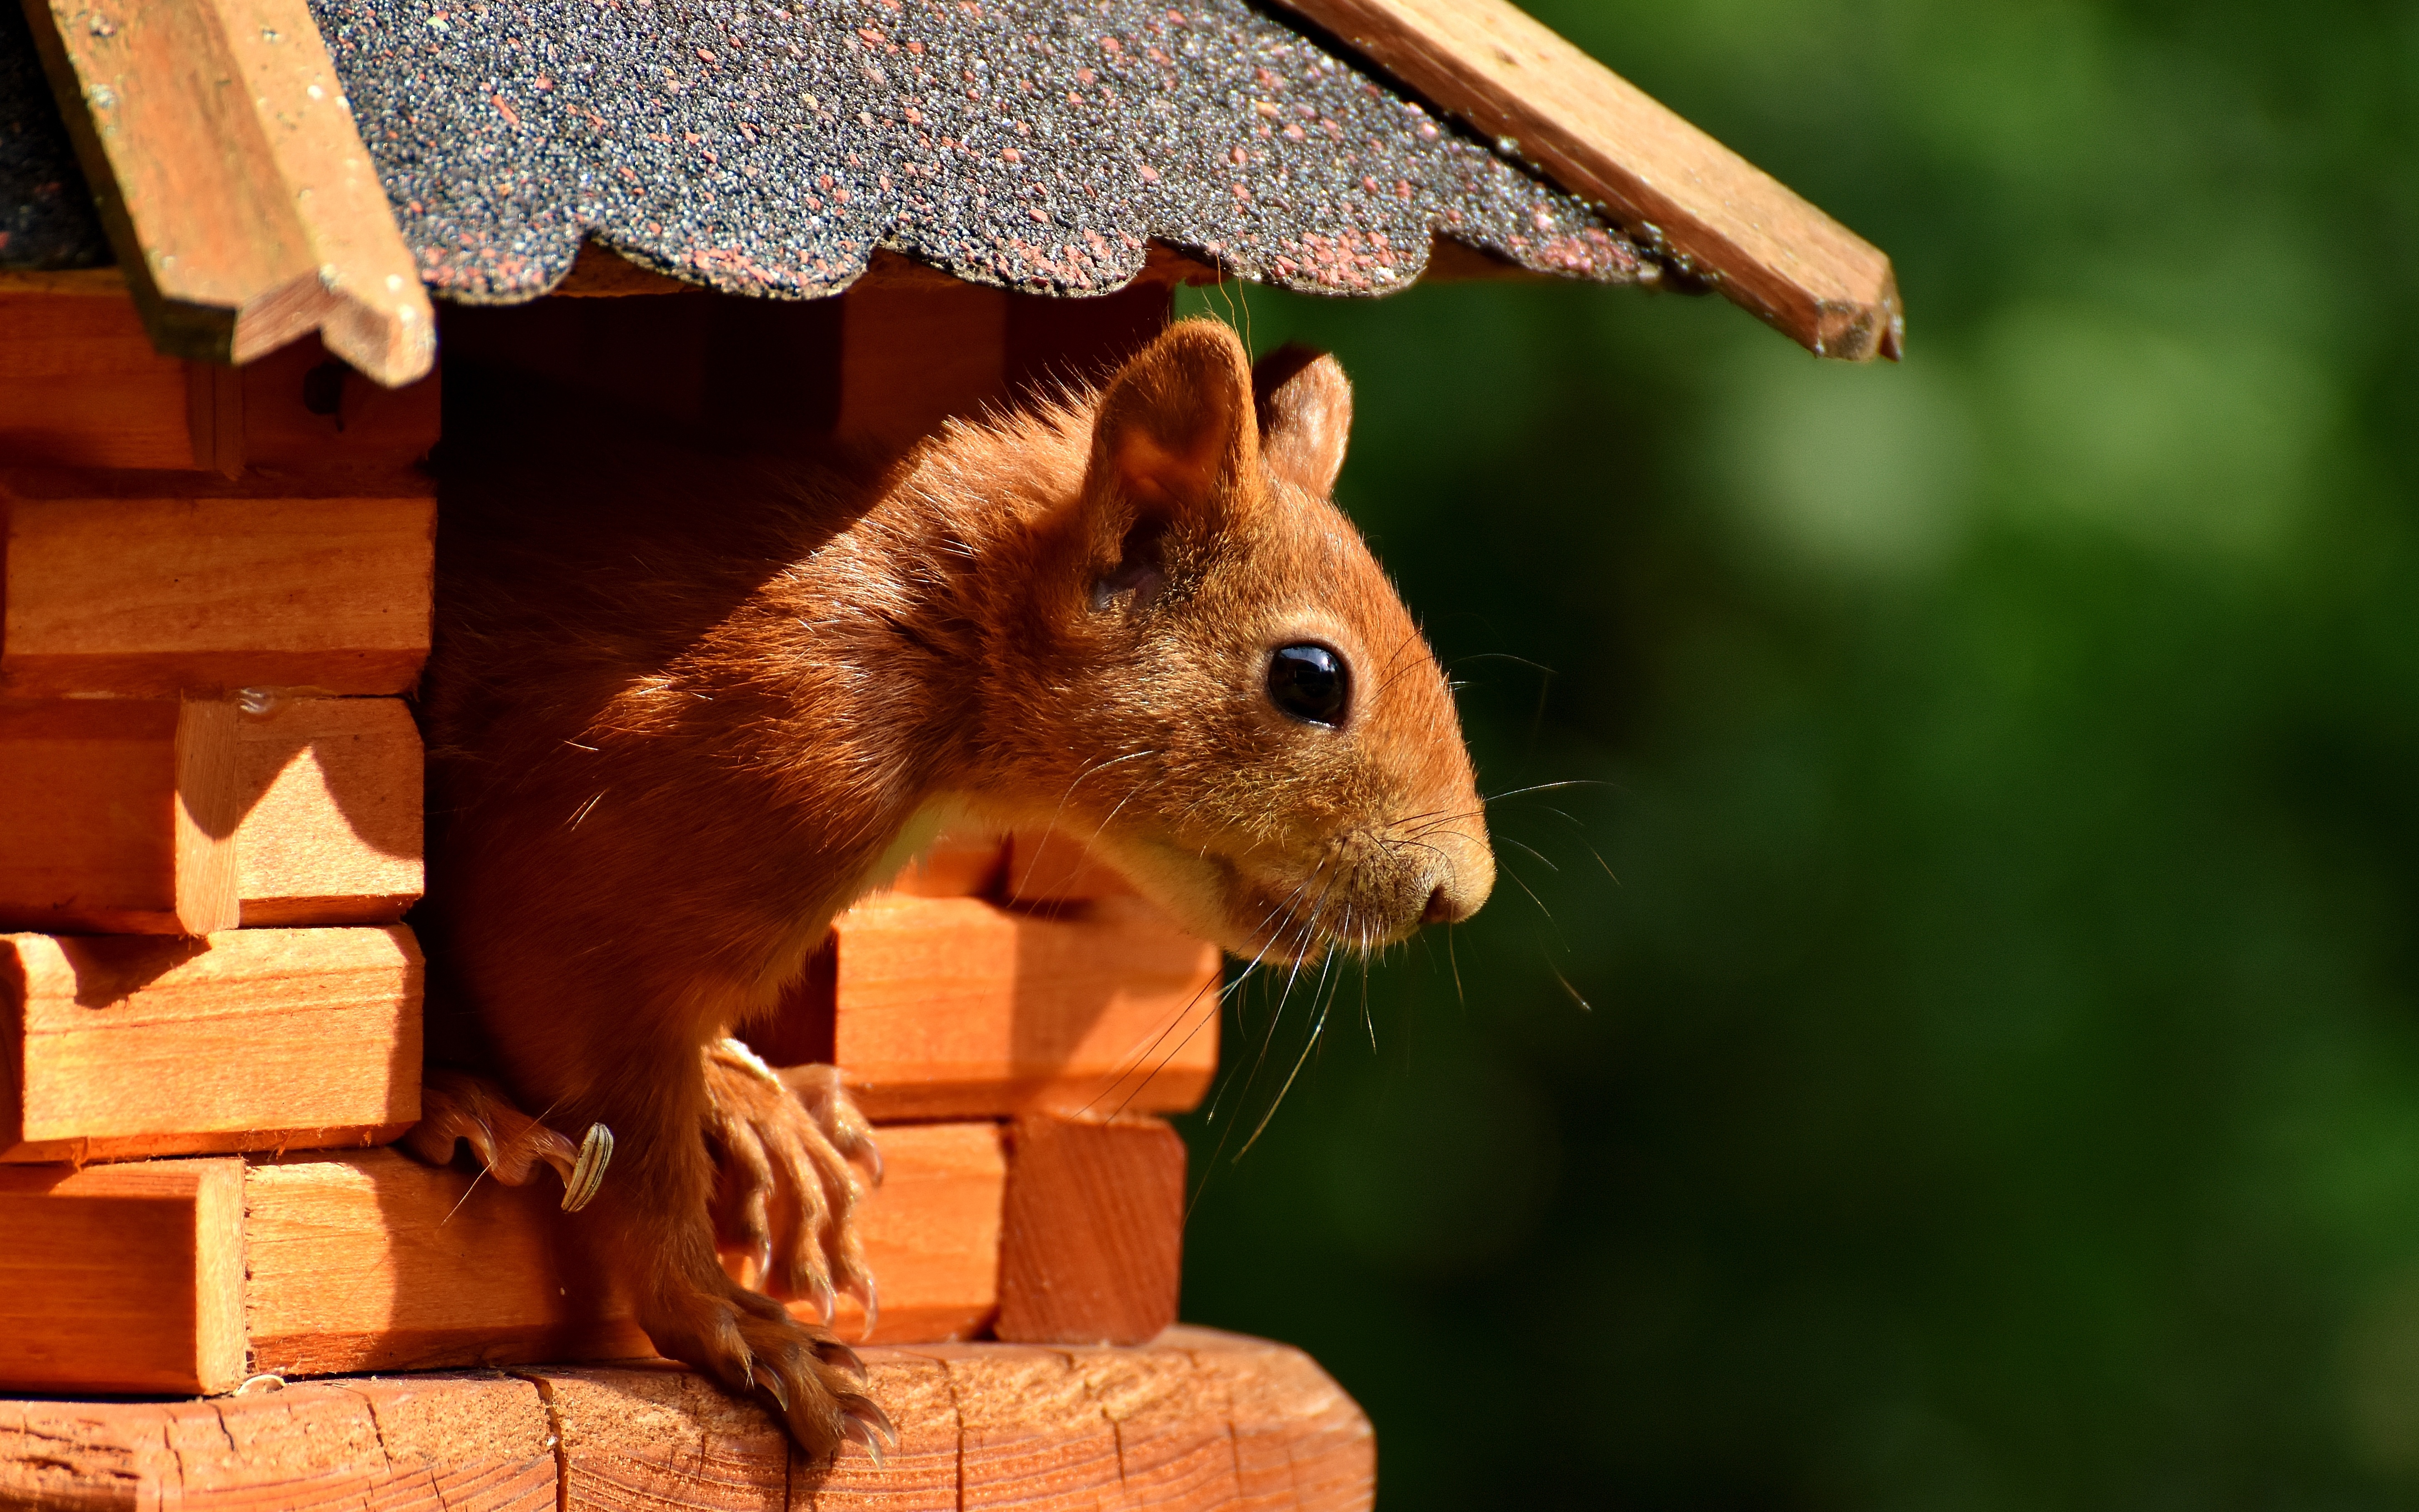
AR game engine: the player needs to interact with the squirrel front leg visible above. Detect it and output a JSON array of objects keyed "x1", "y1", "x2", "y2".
[{"x1": 493, "y1": 1006, "x2": 895, "y2": 1461}]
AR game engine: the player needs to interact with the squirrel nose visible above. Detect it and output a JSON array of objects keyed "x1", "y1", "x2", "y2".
[{"x1": 1422, "y1": 882, "x2": 1473, "y2": 925}]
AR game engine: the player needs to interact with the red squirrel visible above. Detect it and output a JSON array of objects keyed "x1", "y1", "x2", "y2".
[{"x1": 413, "y1": 319, "x2": 1494, "y2": 1457}]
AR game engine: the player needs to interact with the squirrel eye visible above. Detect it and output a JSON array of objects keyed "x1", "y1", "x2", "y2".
[{"x1": 1266, "y1": 643, "x2": 1350, "y2": 727}]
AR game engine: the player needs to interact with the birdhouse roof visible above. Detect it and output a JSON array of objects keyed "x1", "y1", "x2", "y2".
[{"x1": 2, "y1": 0, "x2": 1898, "y2": 384}]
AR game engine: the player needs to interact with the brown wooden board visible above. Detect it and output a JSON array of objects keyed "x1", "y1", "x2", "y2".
[
  {"x1": 0, "y1": 1371, "x2": 559, "y2": 1512},
  {"x1": 1003, "y1": 825, "x2": 1137, "y2": 904},
  {"x1": 234, "y1": 696, "x2": 424, "y2": 925},
  {"x1": 835, "y1": 271, "x2": 1008, "y2": 453},
  {"x1": 1268, "y1": 0, "x2": 1902, "y2": 360},
  {"x1": 0, "y1": 489, "x2": 436, "y2": 698},
  {"x1": 0, "y1": 288, "x2": 199, "y2": 471},
  {"x1": 0, "y1": 698, "x2": 240, "y2": 935},
  {"x1": 751, "y1": 893, "x2": 1221, "y2": 1122},
  {"x1": 244, "y1": 1123, "x2": 1004, "y2": 1380},
  {"x1": 995, "y1": 1115, "x2": 1187, "y2": 1347},
  {"x1": 0, "y1": 1334, "x2": 1373, "y2": 1510},
  {"x1": 18, "y1": 0, "x2": 436, "y2": 384},
  {"x1": 0, "y1": 1158, "x2": 246, "y2": 1395},
  {"x1": 0, "y1": 925, "x2": 422, "y2": 1164},
  {"x1": 0, "y1": 281, "x2": 443, "y2": 479}
]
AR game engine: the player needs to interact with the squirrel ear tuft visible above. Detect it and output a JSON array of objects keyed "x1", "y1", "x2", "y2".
[
  {"x1": 1253, "y1": 344, "x2": 1352, "y2": 497},
  {"x1": 1090, "y1": 319, "x2": 1257, "y2": 520}
]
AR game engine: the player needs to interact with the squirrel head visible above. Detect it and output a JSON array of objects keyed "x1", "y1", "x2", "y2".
[{"x1": 970, "y1": 319, "x2": 1493, "y2": 963}]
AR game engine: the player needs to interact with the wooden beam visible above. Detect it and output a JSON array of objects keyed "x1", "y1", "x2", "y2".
[
  {"x1": 0, "y1": 698, "x2": 239, "y2": 935},
  {"x1": 749, "y1": 893, "x2": 1221, "y2": 1122},
  {"x1": 0, "y1": 926, "x2": 421, "y2": 1163},
  {"x1": 0, "y1": 488, "x2": 435, "y2": 698},
  {"x1": 235, "y1": 697, "x2": 424, "y2": 926},
  {"x1": 245, "y1": 1124, "x2": 1005, "y2": 1379},
  {"x1": 0, "y1": 288, "x2": 198, "y2": 469},
  {"x1": 17, "y1": 0, "x2": 435, "y2": 384},
  {"x1": 1268, "y1": 0, "x2": 1903, "y2": 360},
  {"x1": 995, "y1": 1115, "x2": 1187, "y2": 1346},
  {"x1": 1004, "y1": 825, "x2": 1138, "y2": 904},
  {"x1": 0, "y1": 1158, "x2": 246, "y2": 1395},
  {"x1": 0, "y1": 1371, "x2": 561, "y2": 1510},
  {"x1": 837, "y1": 267, "x2": 1008, "y2": 452},
  {"x1": 0, "y1": 1333, "x2": 1373, "y2": 1510}
]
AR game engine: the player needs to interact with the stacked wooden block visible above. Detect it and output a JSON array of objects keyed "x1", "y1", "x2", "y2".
[{"x1": 0, "y1": 278, "x2": 1223, "y2": 1400}]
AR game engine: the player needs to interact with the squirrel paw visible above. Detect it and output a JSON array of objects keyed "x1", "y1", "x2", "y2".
[
  {"x1": 647, "y1": 1261, "x2": 897, "y2": 1462},
  {"x1": 402, "y1": 1068, "x2": 612, "y2": 1211},
  {"x1": 704, "y1": 1040, "x2": 882, "y2": 1334}
]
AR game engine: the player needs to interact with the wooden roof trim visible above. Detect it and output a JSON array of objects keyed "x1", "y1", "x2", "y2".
[
  {"x1": 1269, "y1": 0, "x2": 1903, "y2": 360},
  {"x1": 22, "y1": 0, "x2": 434, "y2": 386}
]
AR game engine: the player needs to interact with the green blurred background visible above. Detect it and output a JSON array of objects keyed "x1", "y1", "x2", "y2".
[{"x1": 1171, "y1": 1, "x2": 2419, "y2": 1504}]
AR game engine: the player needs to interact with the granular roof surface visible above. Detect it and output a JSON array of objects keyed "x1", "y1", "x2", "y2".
[
  {"x1": 0, "y1": 0, "x2": 1655, "y2": 300},
  {"x1": 310, "y1": 0, "x2": 1653, "y2": 300}
]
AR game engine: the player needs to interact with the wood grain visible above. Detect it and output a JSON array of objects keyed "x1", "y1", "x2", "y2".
[
  {"x1": 995, "y1": 1115, "x2": 1187, "y2": 1346},
  {"x1": 0, "y1": 925, "x2": 422, "y2": 1163},
  {"x1": 235, "y1": 696, "x2": 424, "y2": 926},
  {"x1": 755, "y1": 893, "x2": 1221, "y2": 1121},
  {"x1": 243, "y1": 1148, "x2": 656, "y2": 1379},
  {"x1": 243, "y1": 1123, "x2": 1005, "y2": 1380},
  {"x1": 0, "y1": 698, "x2": 240, "y2": 934},
  {"x1": 0, "y1": 1372, "x2": 558, "y2": 1511},
  {"x1": 0, "y1": 490, "x2": 436, "y2": 697},
  {"x1": 0, "y1": 289, "x2": 197, "y2": 469},
  {"x1": 0, "y1": 1334, "x2": 1372, "y2": 1510},
  {"x1": 18, "y1": 0, "x2": 435, "y2": 384},
  {"x1": 811, "y1": 1121, "x2": 1008, "y2": 1345},
  {"x1": 1268, "y1": 0, "x2": 1902, "y2": 359},
  {"x1": 837, "y1": 271, "x2": 1006, "y2": 452},
  {"x1": 0, "y1": 1157, "x2": 246, "y2": 1394}
]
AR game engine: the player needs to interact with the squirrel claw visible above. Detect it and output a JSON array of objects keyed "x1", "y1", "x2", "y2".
[
  {"x1": 840, "y1": 1397, "x2": 896, "y2": 1464},
  {"x1": 850, "y1": 1274, "x2": 880, "y2": 1340}
]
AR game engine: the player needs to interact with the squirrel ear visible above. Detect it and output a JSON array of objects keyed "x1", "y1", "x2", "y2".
[
  {"x1": 1090, "y1": 319, "x2": 1258, "y2": 520},
  {"x1": 1253, "y1": 344, "x2": 1353, "y2": 497}
]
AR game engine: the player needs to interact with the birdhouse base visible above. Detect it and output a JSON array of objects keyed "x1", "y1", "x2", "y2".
[{"x1": 0, "y1": 1329, "x2": 1373, "y2": 1511}]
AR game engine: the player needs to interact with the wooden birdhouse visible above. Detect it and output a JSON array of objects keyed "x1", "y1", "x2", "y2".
[{"x1": 0, "y1": 0, "x2": 1894, "y2": 1502}]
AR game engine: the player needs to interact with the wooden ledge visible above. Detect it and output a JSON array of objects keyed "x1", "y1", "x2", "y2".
[{"x1": 0, "y1": 1329, "x2": 1373, "y2": 1511}]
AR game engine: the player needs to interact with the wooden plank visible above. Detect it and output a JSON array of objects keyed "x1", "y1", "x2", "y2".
[
  {"x1": 235, "y1": 696, "x2": 424, "y2": 926},
  {"x1": 786, "y1": 1352, "x2": 962, "y2": 1509},
  {"x1": 0, "y1": 698, "x2": 240, "y2": 935},
  {"x1": 534, "y1": 1367, "x2": 791, "y2": 1512},
  {"x1": 0, "y1": 1373, "x2": 558, "y2": 1512},
  {"x1": 243, "y1": 1123, "x2": 1004, "y2": 1381},
  {"x1": 0, "y1": 289, "x2": 198, "y2": 469},
  {"x1": 0, "y1": 491, "x2": 436, "y2": 697},
  {"x1": 0, "y1": 925, "x2": 421, "y2": 1163},
  {"x1": 18, "y1": 0, "x2": 434, "y2": 384},
  {"x1": 1003, "y1": 825, "x2": 1136, "y2": 904},
  {"x1": 243, "y1": 1148, "x2": 655, "y2": 1379},
  {"x1": 752, "y1": 893, "x2": 1221, "y2": 1122},
  {"x1": 925, "y1": 1343, "x2": 1126, "y2": 1508},
  {"x1": 1268, "y1": 0, "x2": 1902, "y2": 360},
  {"x1": 811, "y1": 1121, "x2": 1007, "y2": 1345},
  {"x1": 0, "y1": 1158, "x2": 245, "y2": 1395},
  {"x1": 837, "y1": 271, "x2": 1007, "y2": 451},
  {"x1": 995, "y1": 1115, "x2": 1186, "y2": 1347},
  {"x1": 0, "y1": 1335, "x2": 1372, "y2": 1511},
  {"x1": 1181, "y1": 1327, "x2": 1378, "y2": 1511},
  {"x1": 885, "y1": 828, "x2": 1006, "y2": 898},
  {"x1": 233, "y1": 331, "x2": 444, "y2": 476}
]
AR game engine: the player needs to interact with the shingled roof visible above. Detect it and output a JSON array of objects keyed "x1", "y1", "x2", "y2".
[
  {"x1": 4, "y1": 0, "x2": 1898, "y2": 382},
  {"x1": 319, "y1": 0, "x2": 1652, "y2": 301}
]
